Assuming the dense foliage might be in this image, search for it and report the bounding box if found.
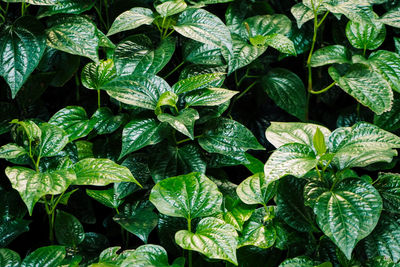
[1,0,400,266]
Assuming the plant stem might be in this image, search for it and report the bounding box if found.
[103,0,110,30]
[176,135,203,145]
[97,89,101,108]
[236,81,258,100]
[309,81,336,94]
[187,218,192,267]
[163,61,184,79]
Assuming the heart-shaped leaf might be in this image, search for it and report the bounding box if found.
[107,8,154,36]
[346,19,385,51]
[81,59,116,90]
[157,109,199,139]
[91,107,126,135]
[310,45,352,67]
[55,210,85,247]
[21,246,66,267]
[236,172,276,206]
[0,249,21,267]
[121,244,184,267]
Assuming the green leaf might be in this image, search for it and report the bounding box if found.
[374,98,400,131]
[55,210,85,247]
[323,1,375,25]
[364,212,400,263]
[21,246,66,267]
[264,143,317,184]
[37,0,95,18]
[279,256,318,267]
[2,0,57,5]
[328,64,393,115]
[238,208,276,249]
[73,158,140,186]
[243,15,292,40]
[199,118,264,155]
[374,173,400,213]
[236,173,276,206]
[379,7,400,28]
[113,203,158,243]
[222,196,254,231]
[150,172,223,219]
[183,40,225,66]
[91,107,126,135]
[120,118,164,159]
[329,122,400,169]
[265,121,331,148]
[155,0,187,17]
[313,128,327,155]
[185,88,238,107]
[0,16,46,98]
[36,123,69,157]
[49,106,95,141]
[172,72,225,95]
[276,176,317,232]
[107,8,154,36]
[5,167,76,215]
[314,178,382,259]
[121,244,183,267]
[310,45,352,67]
[0,144,27,159]
[291,3,314,28]
[173,8,233,61]
[346,19,385,50]
[243,153,265,174]
[262,68,307,121]
[155,91,178,115]
[81,59,116,90]
[101,74,172,110]
[46,14,100,62]
[149,144,206,183]
[86,188,123,209]
[113,35,175,76]
[158,109,199,139]
[175,217,238,265]
[263,33,296,55]
[0,220,30,248]
[367,50,400,93]
[0,249,20,267]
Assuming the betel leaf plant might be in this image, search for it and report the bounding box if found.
[1,0,400,266]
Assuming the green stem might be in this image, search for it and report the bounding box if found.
[164,61,184,79]
[236,81,258,100]
[163,29,175,39]
[103,0,110,29]
[176,135,203,145]
[94,5,108,30]
[309,81,336,94]
[97,89,101,108]
[187,218,192,267]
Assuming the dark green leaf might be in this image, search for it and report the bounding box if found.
[36,123,69,157]
[55,210,85,247]
[172,72,225,95]
[37,0,95,18]
[0,220,30,248]
[0,249,20,267]
[20,246,66,267]
[310,45,351,67]
[91,107,126,135]
[86,188,123,209]
[81,59,116,90]
[367,50,400,93]
[374,173,400,213]
[158,109,199,139]
[346,19,385,50]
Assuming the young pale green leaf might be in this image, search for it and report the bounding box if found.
[113,204,158,243]
[150,172,223,219]
[107,8,154,36]
[86,188,123,209]
[2,0,57,4]
[81,59,116,90]
[155,91,178,115]
[0,249,20,267]
[91,107,126,135]
[12,120,42,144]
[345,19,385,50]
[314,178,382,259]
[199,118,264,155]
[121,245,184,267]
[37,0,94,18]
[101,75,172,110]
[364,212,400,263]
[149,144,206,183]
[238,208,276,249]
[242,15,292,40]
[185,88,238,107]
[367,50,400,93]
[310,45,352,67]
[328,64,393,115]
[20,246,66,267]
[228,34,266,74]
[329,122,400,169]
[55,210,85,247]
[157,109,199,139]
[0,16,46,98]
[175,217,238,265]
[73,158,141,186]
[155,0,187,17]
[265,122,331,148]
[276,177,317,232]
[49,106,95,141]
[173,8,233,61]
[262,68,307,121]
[374,98,400,131]
[0,144,27,159]
[46,14,100,62]
[5,167,76,215]
[113,35,175,76]
[313,128,327,155]
[379,7,400,28]
[222,196,254,231]
[236,172,277,206]
[264,143,317,184]
[374,173,400,213]
[263,34,296,55]
[36,123,69,157]
[291,3,314,28]
[172,72,225,95]
[120,118,165,159]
